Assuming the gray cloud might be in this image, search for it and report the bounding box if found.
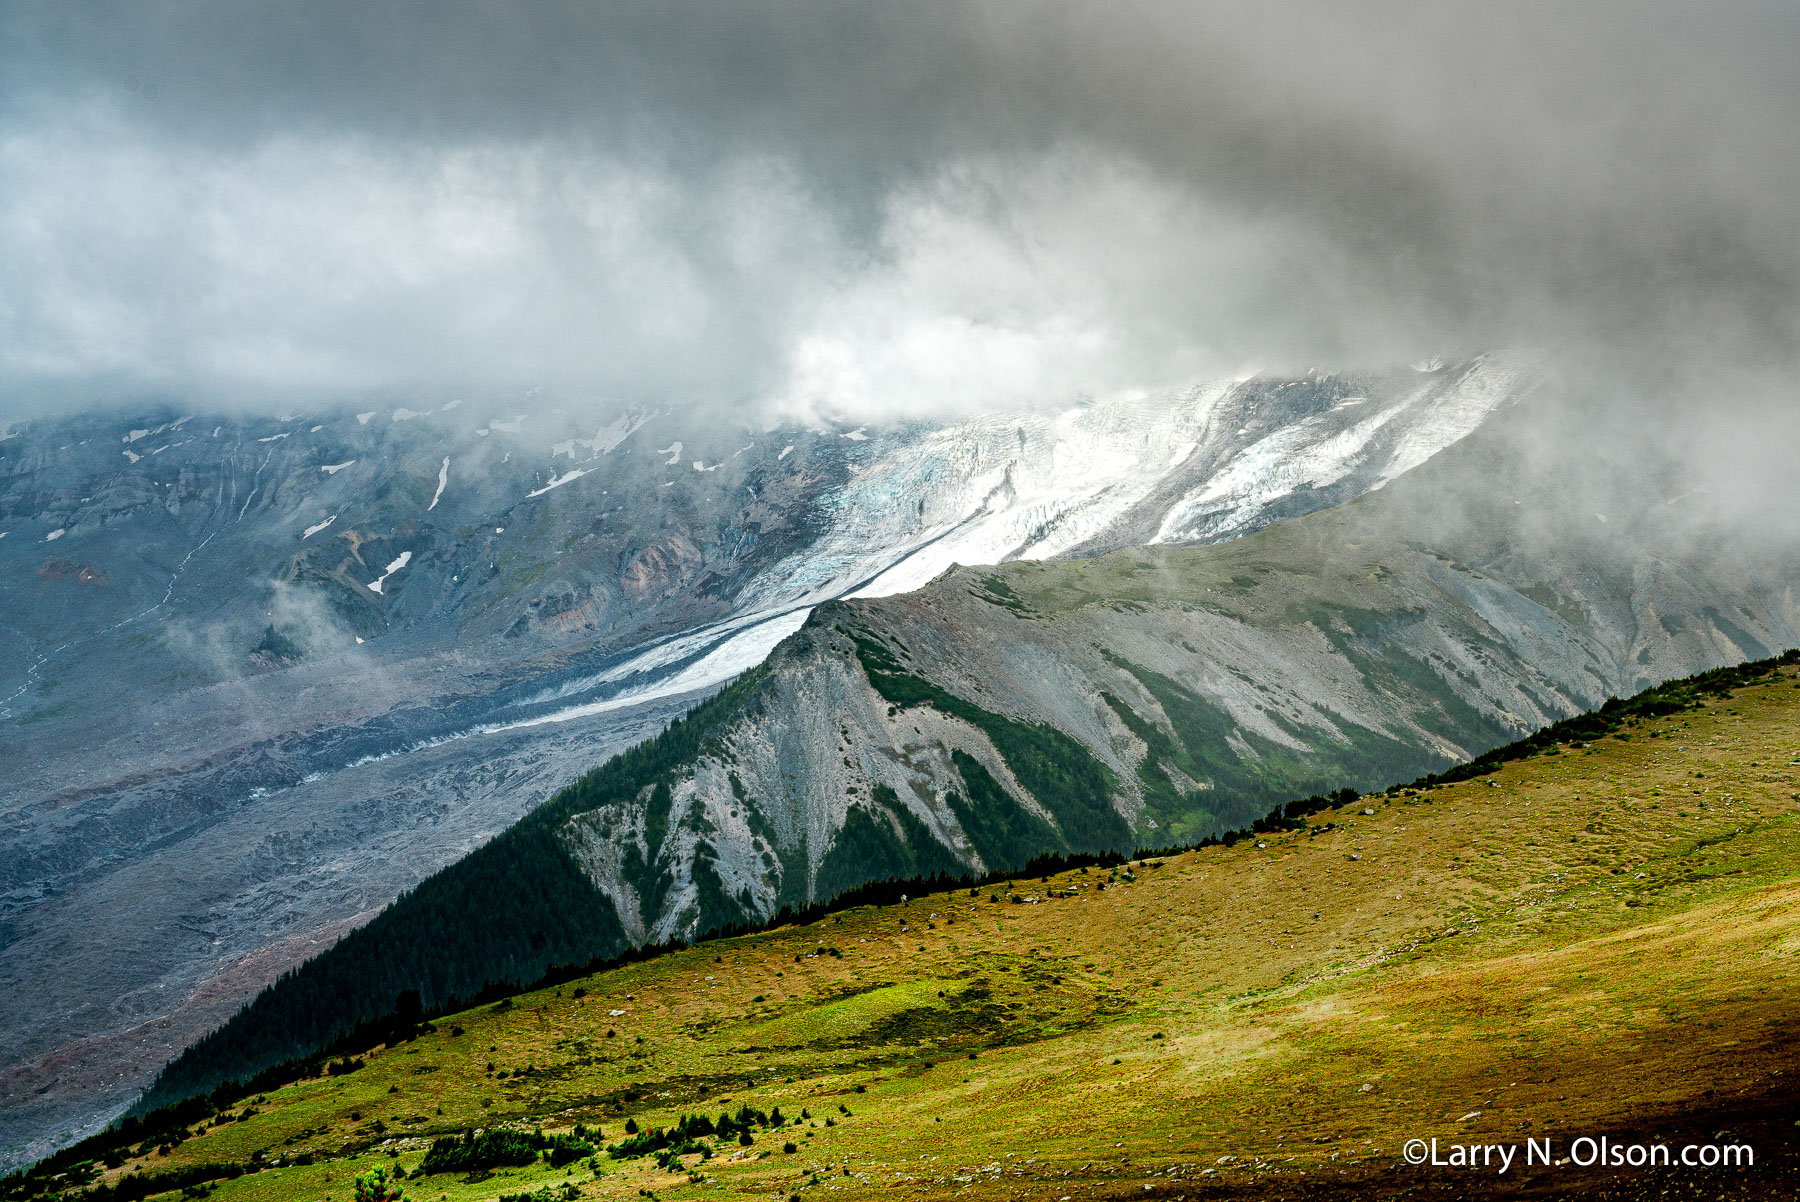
[2,1,1798,421]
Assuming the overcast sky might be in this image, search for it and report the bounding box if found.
[3,1,1798,422]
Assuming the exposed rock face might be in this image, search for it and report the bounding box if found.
[541,420,1800,946]
[621,533,705,600]
[35,560,108,585]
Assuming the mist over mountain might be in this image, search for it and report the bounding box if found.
[3,2,1799,429]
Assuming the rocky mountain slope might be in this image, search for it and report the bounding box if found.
[0,357,1526,1165]
[139,403,1800,1114]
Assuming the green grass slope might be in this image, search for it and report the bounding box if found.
[17,656,1800,1201]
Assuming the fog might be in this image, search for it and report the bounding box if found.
[2,2,1798,430]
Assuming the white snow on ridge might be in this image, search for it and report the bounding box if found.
[368,550,412,594]
[303,515,337,539]
[321,460,356,474]
[1153,352,1527,545]
[1372,352,1529,488]
[45,528,65,542]
[734,383,1238,611]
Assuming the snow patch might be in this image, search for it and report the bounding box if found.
[778,445,794,459]
[656,441,684,465]
[554,410,656,459]
[122,449,141,464]
[528,467,589,497]
[428,457,450,509]
[693,460,719,472]
[356,411,377,425]
[303,515,337,539]
[441,398,463,411]
[842,427,869,441]
[45,528,65,541]
[256,432,290,443]
[489,415,527,433]
[320,460,355,474]
[598,411,654,454]
[391,407,427,422]
[368,550,412,594]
